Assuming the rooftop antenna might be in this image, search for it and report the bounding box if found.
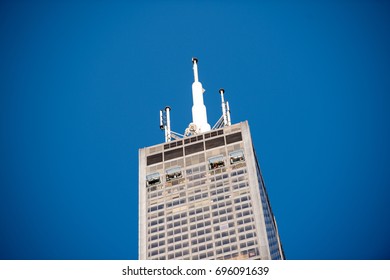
[165,106,171,142]
[220,89,228,126]
[159,58,232,141]
[160,106,184,143]
[189,58,211,134]
[212,88,232,129]
[226,101,231,126]
[159,106,171,142]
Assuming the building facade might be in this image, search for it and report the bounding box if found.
[139,121,285,260]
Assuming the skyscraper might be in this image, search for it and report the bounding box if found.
[138,59,284,260]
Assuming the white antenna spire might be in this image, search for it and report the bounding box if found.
[190,57,211,133]
[193,58,199,82]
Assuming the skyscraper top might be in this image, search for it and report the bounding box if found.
[140,59,285,260]
[159,58,231,143]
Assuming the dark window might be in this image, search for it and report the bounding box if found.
[164,140,182,149]
[185,142,204,155]
[205,136,225,150]
[226,132,242,144]
[164,147,183,161]
[147,153,163,166]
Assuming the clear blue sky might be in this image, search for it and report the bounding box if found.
[1,0,389,259]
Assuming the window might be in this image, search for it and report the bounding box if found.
[164,147,183,160]
[185,142,204,155]
[166,166,182,182]
[226,132,242,144]
[208,155,225,170]
[164,140,183,150]
[146,173,161,186]
[167,198,186,208]
[220,223,229,230]
[205,136,225,150]
[229,150,245,164]
[147,153,163,166]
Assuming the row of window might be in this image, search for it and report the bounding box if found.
[148,196,251,226]
[187,179,207,189]
[210,173,229,182]
[146,131,241,166]
[148,191,250,214]
[146,150,245,187]
[148,238,260,259]
[168,242,189,252]
[149,225,164,235]
[149,233,256,253]
[186,165,206,176]
[149,181,226,204]
[191,235,213,245]
[155,216,254,234]
[167,219,187,229]
[216,244,238,256]
[149,247,260,260]
[168,234,188,244]
[215,236,237,247]
[148,212,248,238]
[148,211,254,235]
[189,213,210,223]
[148,195,252,225]
[148,205,254,232]
[147,168,244,199]
[240,240,257,249]
[192,242,213,253]
[213,215,234,225]
[214,229,235,239]
[149,237,258,259]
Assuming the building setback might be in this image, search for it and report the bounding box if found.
[138,59,284,260]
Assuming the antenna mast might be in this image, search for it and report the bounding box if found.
[212,88,232,130]
[159,58,233,142]
[160,106,184,143]
[159,106,172,142]
[220,89,228,126]
[189,58,211,134]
